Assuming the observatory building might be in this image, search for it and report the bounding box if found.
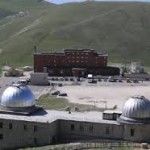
[0,85,150,149]
[0,84,41,115]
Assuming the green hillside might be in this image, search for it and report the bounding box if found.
[0,0,150,67]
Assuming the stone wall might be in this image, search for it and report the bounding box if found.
[0,119,59,150]
[1,117,150,149]
[123,124,150,142]
[59,120,123,142]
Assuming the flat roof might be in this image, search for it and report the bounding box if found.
[0,110,120,125]
[34,53,65,56]
[103,110,122,114]
[34,50,108,56]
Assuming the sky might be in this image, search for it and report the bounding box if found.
[45,0,150,4]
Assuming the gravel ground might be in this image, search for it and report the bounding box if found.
[56,80,150,110]
[1,75,150,111]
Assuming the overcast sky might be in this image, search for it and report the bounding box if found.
[45,0,150,4]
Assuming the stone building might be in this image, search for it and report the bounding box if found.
[0,84,150,149]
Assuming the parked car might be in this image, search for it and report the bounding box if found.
[70,78,74,81]
[17,79,28,85]
[58,83,63,87]
[55,78,58,81]
[60,78,64,81]
[126,79,132,83]
[108,79,117,82]
[117,79,123,83]
[65,78,68,81]
[98,78,102,82]
[88,79,97,84]
[51,91,60,95]
[50,83,56,86]
[103,78,108,82]
[133,80,139,83]
[59,93,67,96]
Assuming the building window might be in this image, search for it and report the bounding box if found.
[34,138,37,145]
[9,123,12,129]
[89,126,93,132]
[0,122,3,128]
[0,134,3,140]
[70,124,75,131]
[24,125,27,131]
[34,125,37,132]
[106,127,110,134]
[130,129,134,137]
[80,124,84,132]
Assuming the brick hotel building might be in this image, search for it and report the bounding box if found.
[34,49,119,76]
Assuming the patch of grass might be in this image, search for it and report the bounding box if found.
[37,94,101,111]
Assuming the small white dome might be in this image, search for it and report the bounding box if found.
[1,84,35,108]
[122,96,150,119]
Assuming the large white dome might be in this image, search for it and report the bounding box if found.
[122,96,150,119]
[1,84,35,108]
[118,96,150,124]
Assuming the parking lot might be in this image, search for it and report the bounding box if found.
[52,77,150,110]
[1,75,150,111]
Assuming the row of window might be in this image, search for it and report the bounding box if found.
[70,124,110,134]
[67,60,89,63]
[71,124,135,137]
[67,56,89,59]
[0,122,38,132]
[66,52,91,55]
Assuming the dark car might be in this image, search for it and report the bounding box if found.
[98,78,102,82]
[88,79,97,84]
[59,93,67,96]
[50,83,56,86]
[58,83,63,87]
[65,78,68,81]
[117,79,123,83]
[70,78,74,81]
[108,79,117,82]
[133,80,139,83]
[60,78,64,81]
[51,91,60,95]
[103,78,108,82]
[126,79,132,83]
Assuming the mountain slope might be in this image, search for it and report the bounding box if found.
[0,1,150,66]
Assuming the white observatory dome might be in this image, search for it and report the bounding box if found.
[1,84,35,108]
[122,96,150,119]
[118,96,150,124]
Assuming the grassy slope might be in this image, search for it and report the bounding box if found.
[0,1,150,66]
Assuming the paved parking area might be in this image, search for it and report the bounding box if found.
[55,78,150,110]
[1,76,150,110]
